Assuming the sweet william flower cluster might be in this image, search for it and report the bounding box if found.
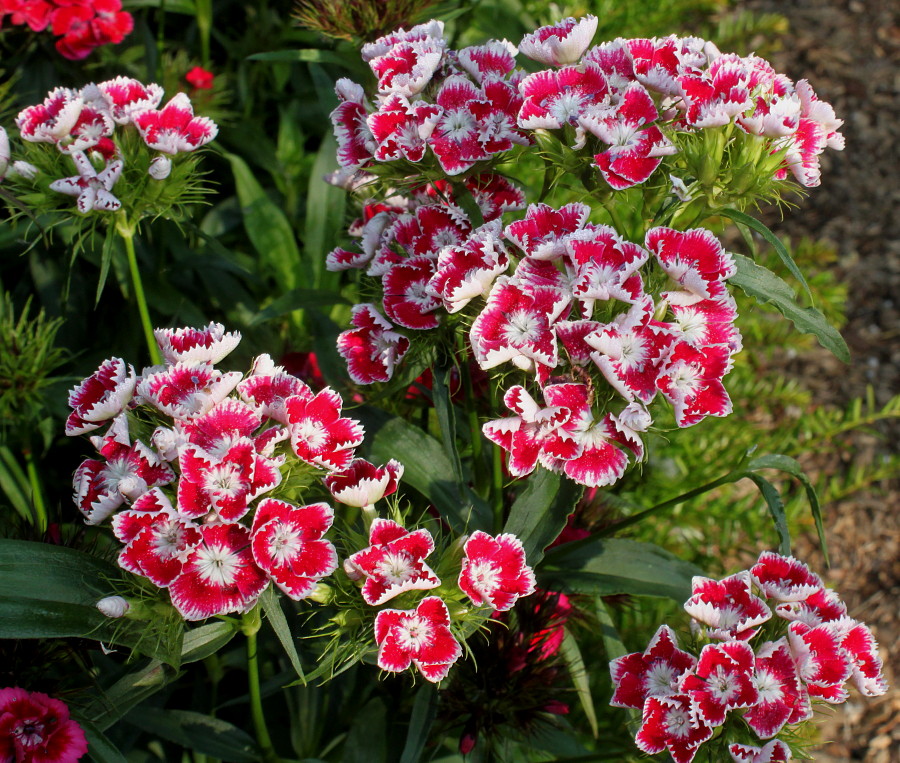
[325,17,844,491]
[67,323,536,683]
[609,552,887,763]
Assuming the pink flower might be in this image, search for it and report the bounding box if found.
[0,687,88,763]
[137,362,242,420]
[132,92,218,154]
[518,16,598,66]
[634,693,712,763]
[185,66,214,90]
[787,621,852,703]
[457,40,518,83]
[336,304,410,384]
[381,256,441,330]
[285,388,364,471]
[237,354,313,425]
[16,86,113,151]
[168,522,269,620]
[367,93,440,163]
[609,624,697,709]
[427,76,490,175]
[374,596,463,683]
[729,741,793,763]
[345,518,440,606]
[683,571,772,640]
[645,227,736,303]
[250,499,338,600]
[330,79,375,169]
[505,202,591,262]
[458,531,535,611]
[369,38,444,97]
[625,36,708,97]
[518,63,610,131]
[655,342,734,427]
[679,641,759,727]
[96,76,163,124]
[154,322,241,366]
[323,458,403,509]
[65,356,136,436]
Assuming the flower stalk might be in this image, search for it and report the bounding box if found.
[242,607,279,763]
[116,213,162,367]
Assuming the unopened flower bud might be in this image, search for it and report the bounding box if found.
[96,595,130,618]
[307,582,334,604]
[12,161,38,180]
[149,155,172,180]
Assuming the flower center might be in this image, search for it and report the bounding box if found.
[664,706,691,738]
[397,615,432,652]
[645,661,679,695]
[195,543,239,586]
[503,309,542,345]
[376,550,416,585]
[267,522,303,564]
[295,418,328,450]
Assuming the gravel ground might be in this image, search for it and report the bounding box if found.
[737,1,899,760]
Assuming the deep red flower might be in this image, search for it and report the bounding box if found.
[0,687,88,763]
[186,66,214,90]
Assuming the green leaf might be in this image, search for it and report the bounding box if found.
[250,288,349,326]
[400,685,438,763]
[431,363,465,488]
[0,446,33,522]
[342,699,387,763]
[559,629,598,738]
[357,407,490,531]
[541,538,701,602]
[260,586,306,682]
[223,151,304,290]
[76,719,127,763]
[125,708,262,762]
[304,132,346,290]
[594,598,627,662]
[247,49,361,72]
[731,253,850,363]
[720,208,813,302]
[744,473,792,557]
[504,469,583,565]
[84,660,176,732]
[181,620,239,664]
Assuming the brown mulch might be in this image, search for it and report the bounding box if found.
[735,1,900,760]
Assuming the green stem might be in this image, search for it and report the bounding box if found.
[23,448,47,533]
[458,333,486,496]
[116,214,162,366]
[243,610,279,762]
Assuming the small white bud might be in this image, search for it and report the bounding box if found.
[148,155,171,180]
[12,161,38,180]
[97,595,130,618]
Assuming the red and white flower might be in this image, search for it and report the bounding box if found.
[751,551,823,603]
[169,522,269,620]
[774,586,847,627]
[154,322,241,366]
[610,624,697,709]
[458,39,518,83]
[96,76,163,124]
[744,638,811,738]
[518,63,611,131]
[518,16,598,66]
[656,342,734,427]
[625,36,708,97]
[684,571,772,640]
[330,79,375,169]
[179,399,264,456]
[66,356,136,435]
[16,86,113,152]
[49,150,122,213]
[677,54,753,128]
[646,227,736,303]
[634,693,713,763]
[504,202,591,261]
[369,38,445,97]
[367,93,440,163]
[828,617,888,697]
[679,640,758,727]
[133,92,218,154]
[237,354,313,425]
[427,221,510,313]
[250,498,337,600]
[336,304,410,384]
[458,531,535,611]
[323,458,403,509]
[729,741,793,763]
[285,387,364,471]
[666,292,742,353]
[482,385,578,478]
[137,362,242,420]
[345,518,440,605]
[787,621,852,703]
[374,596,463,683]
[382,256,441,330]
[427,76,490,175]
[112,488,203,587]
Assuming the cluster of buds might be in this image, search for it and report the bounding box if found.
[609,552,888,763]
[6,77,216,215]
[68,323,536,683]
[0,0,132,60]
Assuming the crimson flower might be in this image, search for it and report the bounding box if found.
[609,625,696,709]
[0,688,88,763]
[458,531,535,611]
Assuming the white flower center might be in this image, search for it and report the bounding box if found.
[267,522,303,564]
[669,361,703,395]
[664,706,692,738]
[644,661,679,695]
[195,543,239,586]
[707,666,739,703]
[467,560,500,593]
[550,92,585,123]
[295,418,328,450]
[503,309,542,345]
[376,551,416,585]
[675,308,708,344]
[754,668,784,704]
[441,110,475,140]
[618,330,648,369]
[397,615,432,652]
[204,463,244,495]
[154,519,187,558]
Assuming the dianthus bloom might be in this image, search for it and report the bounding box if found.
[0,687,88,763]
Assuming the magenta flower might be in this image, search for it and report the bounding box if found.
[634,693,712,763]
[95,76,163,124]
[426,76,490,175]
[330,79,375,169]
[374,596,463,683]
[367,93,440,163]
[238,354,313,425]
[323,458,403,509]
[0,688,88,763]
[369,38,444,97]
[345,518,440,606]
[285,388,364,471]
[750,551,823,603]
[154,322,241,366]
[250,498,338,600]
[132,92,218,154]
[137,362,242,420]
[744,638,811,739]
[458,531,535,611]
[518,63,610,131]
[457,40,518,83]
[16,86,113,152]
[504,202,591,261]
[381,256,441,330]
[609,625,697,709]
